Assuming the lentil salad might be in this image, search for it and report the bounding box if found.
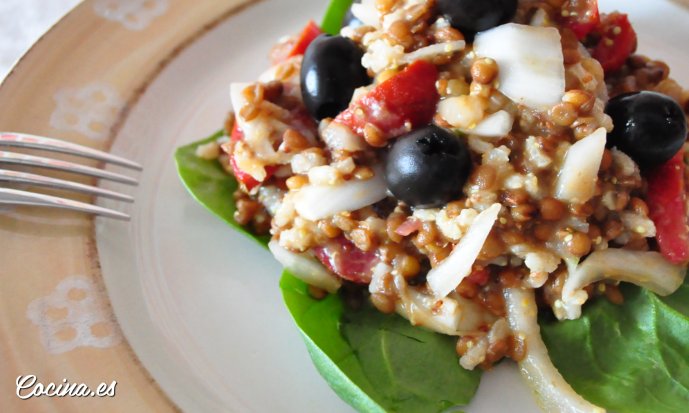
[181,0,689,411]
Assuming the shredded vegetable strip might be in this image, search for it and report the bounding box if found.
[504,287,606,413]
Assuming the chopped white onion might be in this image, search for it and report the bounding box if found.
[370,265,493,335]
[400,40,466,64]
[427,203,502,298]
[560,249,686,320]
[268,240,341,293]
[293,169,388,221]
[351,0,380,28]
[230,82,281,167]
[438,95,485,129]
[504,287,606,413]
[474,23,565,110]
[257,186,284,216]
[322,121,367,152]
[530,8,552,27]
[460,318,510,370]
[230,82,251,125]
[396,284,494,336]
[555,127,607,204]
[461,110,514,138]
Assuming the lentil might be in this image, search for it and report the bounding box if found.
[471,58,499,85]
[363,123,387,147]
[387,20,414,50]
[549,102,578,127]
[394,254,421,278]
[533,223,555,242]
[371,292,396,314]
[539,197,566,221]
[629,197,649,216]
[562,89,594,112]
[285,175,309,190]
[604,284,625,305]
[511,204,536,223]
[566,231,592,257]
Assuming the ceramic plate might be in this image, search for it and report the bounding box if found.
[2,0,689,411]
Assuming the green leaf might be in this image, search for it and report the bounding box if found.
[321,0,354,35]
[341,302,482,412]
[281,270,481,413]
[176,136,482,412]
[540,279,689,413]
[174,131,269,248]
[280,271,386,413]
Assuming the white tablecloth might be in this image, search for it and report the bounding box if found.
[0,0,81,80]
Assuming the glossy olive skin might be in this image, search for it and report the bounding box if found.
[385,125,471,208]
[437,0,518,38]
[300,35,369,120]
[606,91,687,168]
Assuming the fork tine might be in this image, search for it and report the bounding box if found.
[0,169,134,202]
[0,188,130,220]
[0,151,138,185]
[0,132,142,170]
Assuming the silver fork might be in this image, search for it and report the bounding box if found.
[0,132,141,221]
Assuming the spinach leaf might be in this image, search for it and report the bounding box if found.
[321,0,354,35]
[280,271,481,413]
[341,302,482,412]
[540,279,689,413]
[174,131,269,248]
[280,272,386,413]
[175,135,482,412]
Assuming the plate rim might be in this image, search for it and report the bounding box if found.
[0,1,260,411]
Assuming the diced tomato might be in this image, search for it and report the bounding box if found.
[592,12,637,73]
[558,0,600,40]
[646,152,689,264]
[227,123,275,191]
[466,267,490,286]
[334,60,439,140]
[270,20,323,65]
[313,236,378,284]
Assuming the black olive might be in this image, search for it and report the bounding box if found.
[300,35,370,120]
[605,91,687,168]
[342,0,363,28]
[437,0,518,39]
[385,125,471,208]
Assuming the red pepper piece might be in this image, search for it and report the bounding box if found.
[227,123,275,191]
[334,60,439,139]
[313,236,378,284]
[287,20,323,58]
[271,20,323,64]
[558,0,600,40]
[647,152,689,264]
[592,12,637,73]
[466,266,490,286]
